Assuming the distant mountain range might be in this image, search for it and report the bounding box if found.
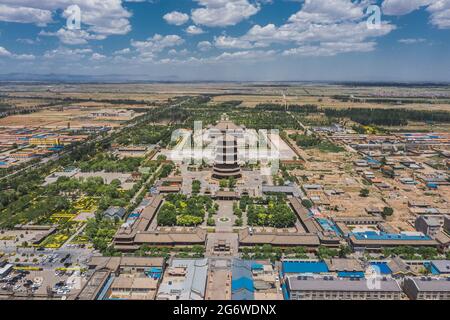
[0,73,181,83]
[0,73,449,86]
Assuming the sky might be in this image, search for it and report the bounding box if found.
[0,0,449,82]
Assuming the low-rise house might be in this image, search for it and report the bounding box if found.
[399,177,417,185]
[109,275,158,300]
[429,260,450,276]
[324,258,365,278]
[444,216,450,234]
[238,228,320,248]
[354,160,369,167]
[104,206,126,220]
[410,207,440,215]
[418,174,450,187]
[387,257,417,278]
[408,201,431,208]
[415,216,444,238]
[435,232,450,253]
[365,206,383,216]
[157,258,208,300]
[262,184,301,197]
[303,184,322,191]
[76,256,164,301]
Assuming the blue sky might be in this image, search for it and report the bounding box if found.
[0,0,449,81]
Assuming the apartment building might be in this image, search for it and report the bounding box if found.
[403,277,450,300]
[286,276,403,300]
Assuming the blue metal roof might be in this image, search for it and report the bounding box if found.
[353,231,431,241]
[232,277,254,292]
[281,283,289,300]
[251,263,264,271]
[96,275,114,300]
[282,261,329,274]
[317,218,342,236]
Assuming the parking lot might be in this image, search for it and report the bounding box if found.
[0,267,88,298]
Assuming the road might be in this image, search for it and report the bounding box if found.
[287,111,308,133]
[0,155,57,182]
[129,162,163,207]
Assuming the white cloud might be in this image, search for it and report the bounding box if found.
[0,4,52,26]
[398,38,427,44]
[161,1,396,64]
[212,49,277,62]
[168,49,189,56]
[0,47,13,57]
[163,11,189,25]
[382,0,450,29]
[283,41,376,57]
[0,46,35,60]
[40,28,106,45]
[0,1,132,41]
[131,34,184,60]
[288,0,365,24]
[214,35,254,49]
[15,54,36,60]
[382,0,432,16]
[427,0,450,29]
[113,48,131,55]
[160,49,277,66]
[91,53,106,60]
[185,25,205,35]
[197,41,212,51]
[215,0,395,57]
[43,47,93,60]
[192,0,260,27]
[16,38,38,45]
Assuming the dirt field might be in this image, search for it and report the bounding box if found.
[2,83,449,112]
[211,94,450,111]
[0,109,126,128]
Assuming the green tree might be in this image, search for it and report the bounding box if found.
[219,179,228,189]
[176,215,203,226]
[359,188,370,197]
[317,246,338,260]
[157,203,177,226]
[382,207,394,218]
[192,180,201,194]
[338,245,352,258]
[301,199,313,209]
[228,177,236,189]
